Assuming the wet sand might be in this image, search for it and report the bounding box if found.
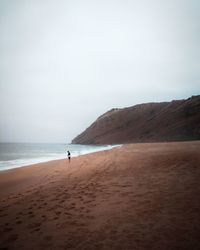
[0,141,200,250]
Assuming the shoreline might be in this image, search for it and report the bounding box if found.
[1,141,200,249]
[0,139,197,173]
[0,144,119,172]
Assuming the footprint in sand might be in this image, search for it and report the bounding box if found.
[28,222,41,229]
[43,235,53,241]
[16,220,22,225]
[55,211,61,216]
[59,199,65,204]
[64,212,72,216]
[7,234,18,241]
[28,211,35,218]
[86,215,94,219]
[3,227,13,232]
[0,213,7,217]
[83,200,93,204]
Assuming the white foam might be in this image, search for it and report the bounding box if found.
[0,144,120,171]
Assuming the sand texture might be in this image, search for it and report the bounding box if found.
[0,141,200,250]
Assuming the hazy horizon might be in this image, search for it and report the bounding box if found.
[0,0,199,143]
[0,94,199,144]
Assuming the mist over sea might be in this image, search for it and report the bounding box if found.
[0,143,115,171]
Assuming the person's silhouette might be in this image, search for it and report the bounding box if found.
[67,150,71,163]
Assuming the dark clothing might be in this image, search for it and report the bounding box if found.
[67,151,71,162]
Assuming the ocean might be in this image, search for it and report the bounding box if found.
[0,143,116,171]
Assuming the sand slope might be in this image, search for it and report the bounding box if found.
[0,141,200,249]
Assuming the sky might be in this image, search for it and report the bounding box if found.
[0,0,199,143]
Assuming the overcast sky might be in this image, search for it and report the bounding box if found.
[0,0,199,143]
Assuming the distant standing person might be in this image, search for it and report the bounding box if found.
[67,150,71,163]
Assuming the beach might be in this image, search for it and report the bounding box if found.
[0,141,200,250]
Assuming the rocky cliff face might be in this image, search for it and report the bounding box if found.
[72,96,200,144]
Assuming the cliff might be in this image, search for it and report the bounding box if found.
[72,95,200,144]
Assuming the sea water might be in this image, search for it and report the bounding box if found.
[0,143,116,171]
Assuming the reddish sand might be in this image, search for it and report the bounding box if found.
[0,141,200,250]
